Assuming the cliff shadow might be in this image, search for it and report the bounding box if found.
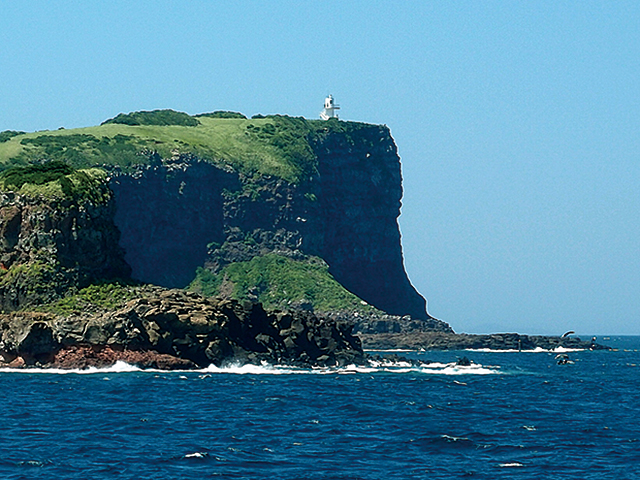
[110,160,239,288]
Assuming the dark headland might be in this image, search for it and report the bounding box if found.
[0,110,607,369]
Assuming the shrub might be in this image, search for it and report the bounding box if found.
[101,109,200,127]
[0,130,26,143]
[195,111,247,119]
[0,161,74,189]
[12,133,143,169]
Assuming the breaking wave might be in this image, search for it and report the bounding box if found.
[0,360,143,375]
[0,359,503,376]
[197,359,501,376]
[465,346,585,353]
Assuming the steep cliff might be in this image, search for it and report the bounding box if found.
[0,166,130,310]
[109,155,238,288]
[0,112,439,325]
[110,134,430,320]
[310,122,428,319]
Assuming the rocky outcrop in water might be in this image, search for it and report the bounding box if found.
[359,331,609,351]
[0,286,365,369]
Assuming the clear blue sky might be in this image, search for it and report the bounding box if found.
[2,1,639,335]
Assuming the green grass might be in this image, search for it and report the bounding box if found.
[0,111,380,183]
[189,253,378,314]
[0,261,53,285]
[35,282,139,315]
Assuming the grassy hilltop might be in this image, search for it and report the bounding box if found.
[0,109,370,184]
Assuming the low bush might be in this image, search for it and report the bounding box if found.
[101,109,200,127]
[0,161,74,189]
[0,130,25,143]
[195,111,246,119]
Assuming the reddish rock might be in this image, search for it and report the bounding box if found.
[51,345,196,370]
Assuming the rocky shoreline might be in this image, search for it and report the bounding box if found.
[358,331,608,352]
[0,286,365,370]
[0,285,609,371]
[349,311,609,352]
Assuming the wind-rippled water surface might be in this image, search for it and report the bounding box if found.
[1,336,639,479]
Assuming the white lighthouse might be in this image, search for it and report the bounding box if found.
[320,94,340,120]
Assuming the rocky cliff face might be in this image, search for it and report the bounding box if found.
[108,124,432,321]
[310,124,428,319]
[0,188,130,310]
[109,155,238,288]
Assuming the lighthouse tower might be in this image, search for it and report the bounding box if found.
[320,94,340,120]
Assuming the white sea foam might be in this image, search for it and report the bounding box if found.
[202,362,307,375]
[0,360,144,375]
[364,349,415,353]
[420,363,500,375]
[466,348,527,353]
[552,346,585,353]
[0,359,503,376]
[184,452,208,459]
[201,360,502,376]
[441,434,470,442]
[499,462,524,467]
[466,346,585,353]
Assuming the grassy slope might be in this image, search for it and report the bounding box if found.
[35,282,139,316]
[0,116,336,184]
[190,254,378,315]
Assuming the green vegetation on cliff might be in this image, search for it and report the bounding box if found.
[0,261,56,294]
[195,111,247,119]
[36,282,138,315]
[0,160,74,189]
[0,162,110,203]
[189,253,378,314]
[0,111,380,184]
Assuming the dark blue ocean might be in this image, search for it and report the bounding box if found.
[1,336,639,479]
